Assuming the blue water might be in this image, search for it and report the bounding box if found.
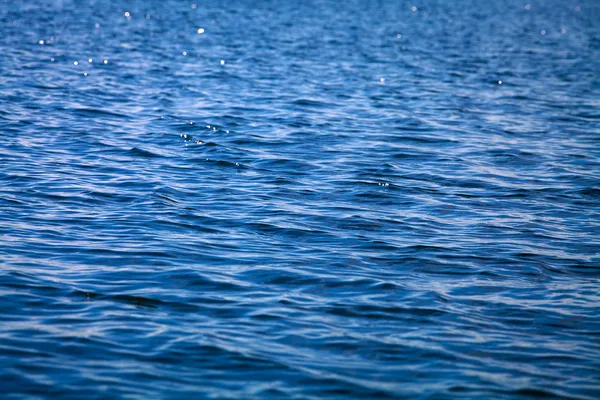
[1,0,599,398]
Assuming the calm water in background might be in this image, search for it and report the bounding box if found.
[1,0,599,398]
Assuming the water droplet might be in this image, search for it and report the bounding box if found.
[197,28,205,34]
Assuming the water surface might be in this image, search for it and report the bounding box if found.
[1,0,599,398]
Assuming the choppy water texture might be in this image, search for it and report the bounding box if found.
[1,0,600,398]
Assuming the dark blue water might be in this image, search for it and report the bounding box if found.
[1,0,600,398]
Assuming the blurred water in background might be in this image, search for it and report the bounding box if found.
[1,0,599,398]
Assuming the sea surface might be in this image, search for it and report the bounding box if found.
[1,0,599,398]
